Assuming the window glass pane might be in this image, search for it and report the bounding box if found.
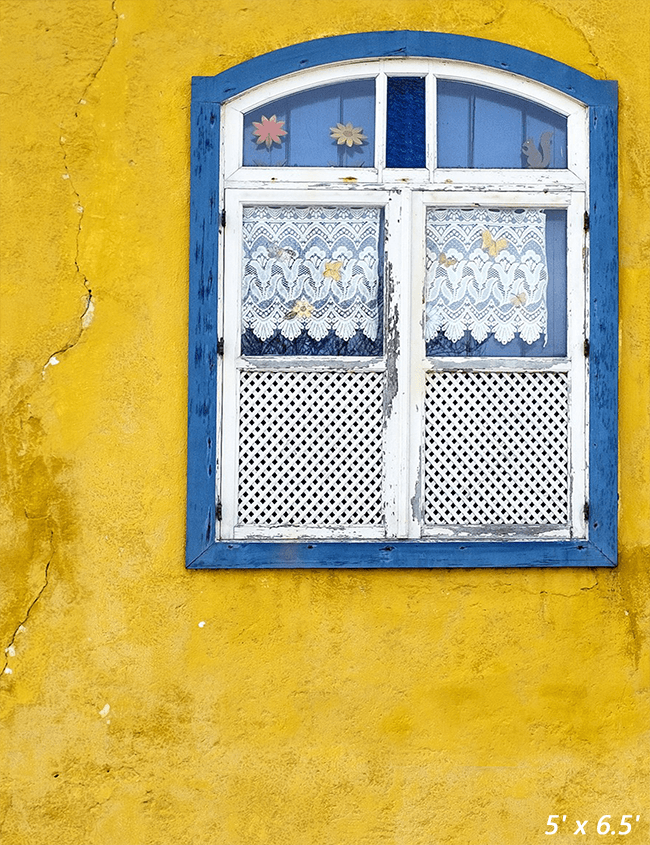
[437,81,567,168]
[241,206,384,356]
[425,207,567,357]
[386,77,426,168]
[243,80,375,167]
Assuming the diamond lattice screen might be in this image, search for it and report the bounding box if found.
[237,370,384,526]
[424,370,569,525]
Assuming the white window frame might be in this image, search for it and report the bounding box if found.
[217,59,589,542]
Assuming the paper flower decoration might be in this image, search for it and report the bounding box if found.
[253,115,287,149]
[330,122,367,147]
[323,260,343,281]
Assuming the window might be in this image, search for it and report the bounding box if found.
[187,32,618,569]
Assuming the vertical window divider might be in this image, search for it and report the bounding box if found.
[427,72,437,179]
[408,190,428,538]
[375,68,387,179]
[567,190,589,537]
[468,91,476,168]
[382,189,414,538]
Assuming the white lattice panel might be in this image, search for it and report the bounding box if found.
[237,370,384,526]
[424,371,569,525]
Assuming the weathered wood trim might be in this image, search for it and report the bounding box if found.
[188,540,615,569]
[186,101,220,563]
[586,103,618,564]
[192,31,617,108]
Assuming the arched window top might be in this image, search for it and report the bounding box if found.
[213,51,598,183]
[232,59,577,171]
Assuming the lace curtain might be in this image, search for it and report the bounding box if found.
[425,207,549,345]
[241,206,381,342]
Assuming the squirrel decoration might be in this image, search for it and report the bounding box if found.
[522,130,553,168]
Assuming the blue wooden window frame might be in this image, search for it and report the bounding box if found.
[187,31,618,569]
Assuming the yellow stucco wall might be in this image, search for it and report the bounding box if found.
[1,1,648,843]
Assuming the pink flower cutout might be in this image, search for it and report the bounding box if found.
[252,115,287,149]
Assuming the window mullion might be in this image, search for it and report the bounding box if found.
[427,72,437,177]
[407,191,428,537]
[375,69,387,177]
[382,189,415,538]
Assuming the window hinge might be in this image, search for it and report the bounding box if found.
[583,501,590,523]
[216,502,223,521]
[583,211,590,232]
[217,338,224,356]
[584,338,590,357]
[220,209,226,229]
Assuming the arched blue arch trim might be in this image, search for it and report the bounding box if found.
[192,31,617,106]
[187,32,618,569]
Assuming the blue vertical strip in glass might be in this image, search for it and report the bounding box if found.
[386,77,426,168]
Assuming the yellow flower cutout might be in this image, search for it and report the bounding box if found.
[330,122,367,147]
[252,114,287,149]
[287,298,314,319]
[323,260,343,281]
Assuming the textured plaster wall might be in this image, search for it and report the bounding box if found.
[0,1,648,843]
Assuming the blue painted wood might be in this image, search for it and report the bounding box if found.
[186,100,220,564]
[188,540,615,569]
[193,32,617,109]
[187,32,618,569]
[587,104,618,564]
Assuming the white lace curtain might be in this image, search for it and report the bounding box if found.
[241,206,381,341]
[425,207,549,345]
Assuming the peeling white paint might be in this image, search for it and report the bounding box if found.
[43,356,60,375]
[82,299,95,329]
[5,645,16,657]
[99,703,110,718]
[4,667,13,675]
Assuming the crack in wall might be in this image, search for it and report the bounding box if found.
[482,5,507,27]
[44,0,120,377]
[447,575,600,597]
[5,3,121,682]
[531,0,603,73]
[2,534,53,678]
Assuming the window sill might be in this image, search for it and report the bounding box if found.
[187,539,616,569]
